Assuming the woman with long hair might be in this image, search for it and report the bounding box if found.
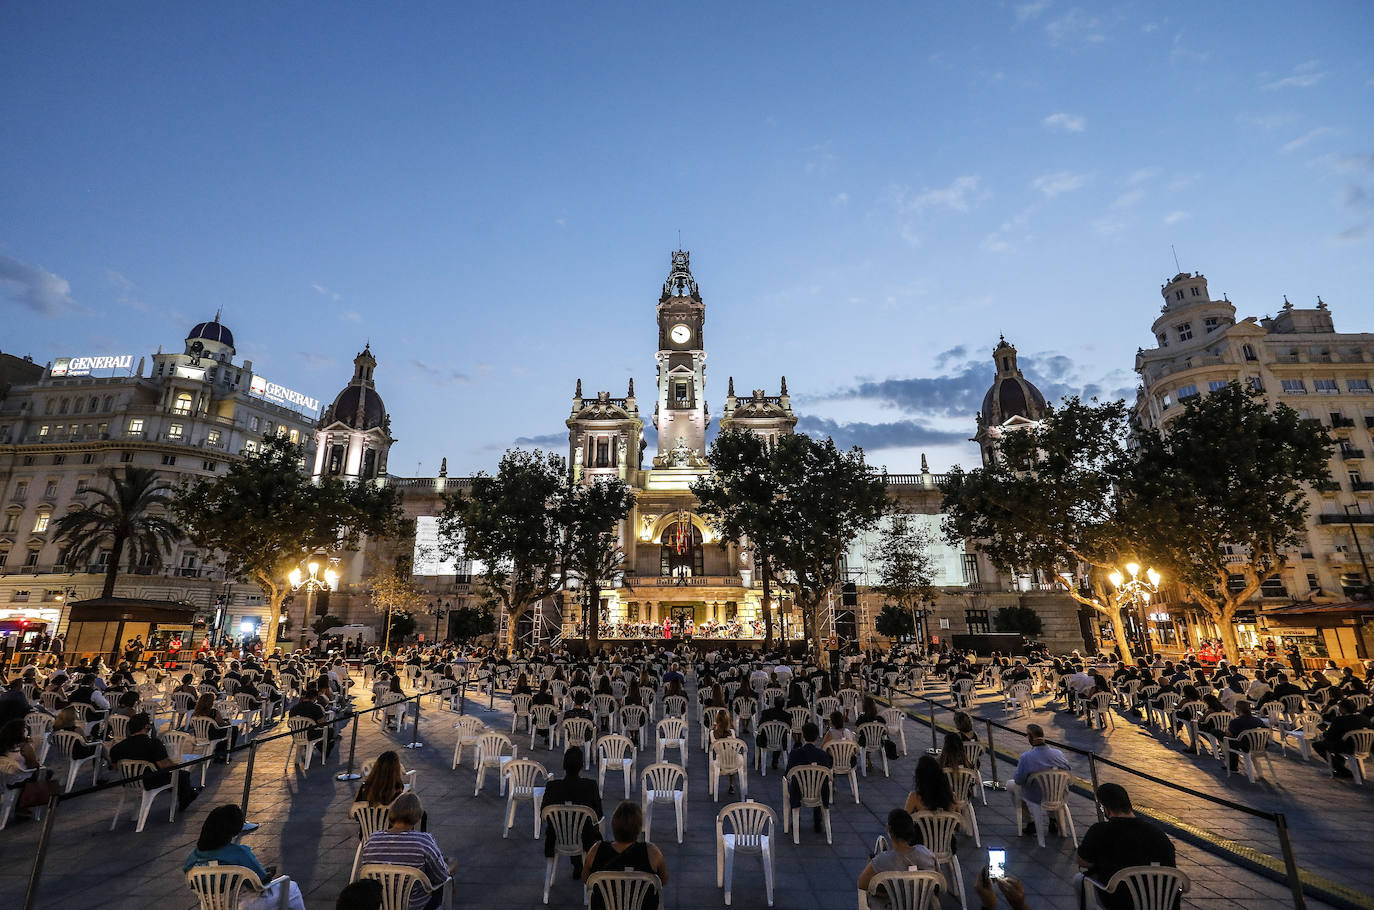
[904,754,961,815]
[192,692,234,761]
[938,731,974,770]
[184,804,306,910]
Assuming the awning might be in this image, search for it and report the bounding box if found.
[1261,601,1374,617]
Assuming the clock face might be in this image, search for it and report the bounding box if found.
[670,324,691,345]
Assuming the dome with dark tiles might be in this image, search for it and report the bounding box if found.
[186,317,235,350]
[322,344,389,431]
[979,336,1046,425]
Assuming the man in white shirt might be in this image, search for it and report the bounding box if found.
[1010,724,1072,836]
[1065,667,1094,712]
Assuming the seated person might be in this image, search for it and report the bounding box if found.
[335,880,383,910]
[542,746,603,877]
[51,706,100,759]
[786,721,834,832]
[108,712,200,811]
[1224,701,1268,772]
[1010,724,1070,837]
[1076,783,1175,910]
[358,792,454,910]
[191,693,235,762]
[288,687,337,754]
[904,754,962,815]
[185,804,306,910]
[581,801,668,910]
[822,711,857,748]
[858,809,936,907]
[1313,698,1372,779]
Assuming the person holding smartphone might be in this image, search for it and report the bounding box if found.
[974,864,1030,910]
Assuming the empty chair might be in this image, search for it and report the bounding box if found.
[880,707,908,756]
[163,729,209,788]
[787,707,811,741]
[1279,711,1321,760]
[1015,768,1078,848]
[815,697,841,726]
[1082,864,1191,910]
[474,732,518,796]
[501,758,548,839]
[359,863,454,910]
[561,717,596,752]
[655,717,688,768]
[824,740,861,804]
[540,803,600,904]
[586,871,662,910]
[944,766,982,847]
[913,810,967,910]
[782,764,834,844]
[597,734,637,799]
[1087,692,1115,730]
[1004,683,1033,717]
[186,863,295,910]
[709,737,749,802]
[755,721,789,776]
[349,804,391,881]
[452,716,486,768]
[861,870,946,910]
[640,761,687,845]
[952,679,975,708]
[716,800,776,907]
[110,759,176,832]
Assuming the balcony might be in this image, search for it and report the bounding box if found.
[1340,448,1365,460]
[1353,481,1374,492]
[1318,513,1374,525]
[1314,480,1341,492]
[1366,416,1374,429]
[625,575,745,588]
[1332,417,1356,428]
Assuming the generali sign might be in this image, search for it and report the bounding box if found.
[51,354,134,376]
[249,375,320,413]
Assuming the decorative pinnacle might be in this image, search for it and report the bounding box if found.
[627,377,635,397]
[727,376,735,396]
[779,375,788,396]
[575,378,582,398]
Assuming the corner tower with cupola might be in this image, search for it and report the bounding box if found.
[653,251,709,465]
[312,344,394,483]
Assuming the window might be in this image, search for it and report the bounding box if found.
[674,382,689,406]
[1177,384,1199,400]
[244,440,257,453]
[1191,287,1201,297]
[1174,290,1184,301]
[288,429,299,444]
[249,417,260,431]
[161,454,177,466]
[83,453,95,464]
[58,398,68,414]
[1176,323,1193,341]
[1157,334,1169,348]
[76,477,89,493]
[595,437,610,467]
[207,429,221,446]
[52,454,64,465]
[202,460,216,472]
[22,456,34,466]
[33,512,50,533]
[102,396,113,411]
[1281,379,1307,395]
[38,425,49,437]
[1314,379,1340,394]
[120,452,134,463]
[72,398,83,415]
[128,418,144,434]
[88,396,98,412]
[2,513,17,533]
[1349,379,1372,394]
[14,481,28,499]
[1242,344,1257,361]
[11,590,29,602]
[1307,572,1320,591]
[43,481,57,498]
[173,393,192,416]
[965,609,990,634]
[1204,316,1218,332]
[1208,380,1229,392]
[1161,394,1173,410]
[1248,376,1265,392]
[168,422,184,439]
[23,549,39,568]
[961,554,980,586]
[44,400,55,415]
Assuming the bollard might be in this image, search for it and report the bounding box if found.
[928,701,938,752]
[405,694,424,749]
[489,673,496,711]
[459,678,468,716]
[1089,753,1104,822]
[982,717,1004,791]
[239,739,260,833]
[337,712,362,781]
[22,791,61,910]
[1275,813,1307,910]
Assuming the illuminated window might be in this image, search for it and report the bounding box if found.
[168,422,184,439]
[128,418,144,434]
[288,429,299,443]
[38,425,49,437]
[33,512,50,533]
[207,429,221,445]
[173,393,192,416]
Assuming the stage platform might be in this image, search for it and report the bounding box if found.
[560,636,809,657]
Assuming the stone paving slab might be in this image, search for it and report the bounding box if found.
[0,673,1347,910]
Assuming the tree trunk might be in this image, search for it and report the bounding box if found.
[760,559,775,650]
[103,533,126,599]
[1216,602,1242,664]
[264,589,286,655]
[586,582,601,654]
[1109,602,1135,664]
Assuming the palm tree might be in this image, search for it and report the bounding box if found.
[54,466,187,599]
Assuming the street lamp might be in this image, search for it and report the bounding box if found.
[429,599,452,644]
[1108,562,1162,657]
[288,554,338,649]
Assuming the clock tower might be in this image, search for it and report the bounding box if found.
[653,250,709,463]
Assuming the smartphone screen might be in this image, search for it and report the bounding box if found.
[988,848,1007,879]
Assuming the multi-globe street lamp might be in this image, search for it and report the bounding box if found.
[1109,562,1161,657]
[288,553,338,648]
[429,599,452,644]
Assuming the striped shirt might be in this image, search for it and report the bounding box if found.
[359,830,447,910]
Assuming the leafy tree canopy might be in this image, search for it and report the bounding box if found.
[874,604,915,640]
[560,476,635,651]
[993,605,1044,637]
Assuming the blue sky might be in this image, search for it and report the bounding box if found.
[2,2,1372,475]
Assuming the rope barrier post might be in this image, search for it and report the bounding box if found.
[405,693,424,750]
[928,700,938,752]
[981,717,1004,791]
[22,791,61,910]
[1275,813,1307,910]
[459,676,467,716]
[1089,753,1104,823]
[336,711,362,781]
[239,739,260,834]
[489,672,496,711]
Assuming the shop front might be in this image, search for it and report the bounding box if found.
[64,597,204,665]
[1260,602,1373,669]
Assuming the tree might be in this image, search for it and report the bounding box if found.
[439,449,569,651]
[872,513,938,648]
[561,476,635,653]
[367,564,428,651]
[1128,382,1332,662]
[993,605,1044,637]
[54,465,187,599]
[388,610,417,644]
[449,605,497,643]
[311,614,345,637]
[173,434,403,650]
[769,434,891,658]
[692,429,789,648]
[874,605,915,640]
[941,398,1142,663]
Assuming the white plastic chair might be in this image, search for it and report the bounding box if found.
[913,810,967,910]
[860,869,946,910]
[1279,711,1321,760]
[164,729,209,787]
[48,729,100,792]
[655,717,688,769]
[284,717,325,771]
[530,704,559,749]
[349,804,390,881]
[717,800,776,907]
[110,759,176,832]
[782,764,834,844]
[825,740,861,803]
[359,862,454,910]
[709,737,749,802]
[620,704,648,749]
[474,732,518,796]
[0,758,38,831]
[881,707,908,756]
[1087,692,1115,730]
[755,721,789,776]
[186,862,293,910]
[1082,863,1190,910]
[662,694,687,717]
[701,706,728,750]
[501,758,548,839]
[511,694,534,733]
[586,871,662,910]
[1226,728,1277,783]
[1340,729,1374,785]
[858,722,889,777]
[640,761,687,844]
[540,803,600,904]
[1015,768,1078,848]
[451,716,485,769]
[561,717,596,752]
[944,766,982,847]
[597,734,637,798]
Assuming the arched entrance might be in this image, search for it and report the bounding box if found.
[660,517,704,578]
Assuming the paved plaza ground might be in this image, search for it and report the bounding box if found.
[1,669,1369,910]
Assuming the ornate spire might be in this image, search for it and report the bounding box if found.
[627,377,634,398]
[779,375,788,396]
[727,376,735,396]
[920,453,929,473]
[660,249,700,301]
[575,378,582,398]
[439,457,447,477]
